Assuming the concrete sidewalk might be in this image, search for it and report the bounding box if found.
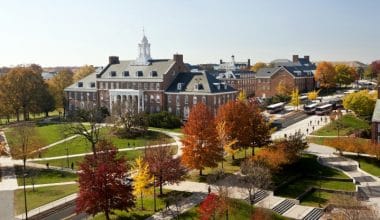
[19,181,77,189]
[15,193,78,220]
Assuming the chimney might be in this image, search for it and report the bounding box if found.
[220,59,223,64]
[247,59,251,68]
[292,55,299,63]
[173,54,183,64]
[304,55,310,63]
[109,56,120,65]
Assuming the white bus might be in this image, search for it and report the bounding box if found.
[315,103,333,115]
[266,102,285,114]
[299,96,308,104]
[303,103,318,114]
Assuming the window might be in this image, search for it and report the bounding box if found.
[90,82,96,88]
[194,83,204,91]
[78,82,83,87]
[168,95,172,103]
[123,71,129,77]
[156,95,160,103]
[202,96,206,103]
[177,83,182,91]
[156,83,160,90]
[136,71,143,77]
[185,95,188,104]
[176,95,180,105]
[193,96,197,105]
[150,95,154,103]
[110,71,116,77]
[168,107,172,113]
[150,71,158,77]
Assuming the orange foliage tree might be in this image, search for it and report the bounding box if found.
[315,61,336,88]
[181,103,223,176]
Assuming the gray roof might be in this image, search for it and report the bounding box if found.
[372,99,380,122]
[166,72,237,94]
[256,66,314,78]
[64,70,98,92]
[256,67,281,78]
[98,59,175,80]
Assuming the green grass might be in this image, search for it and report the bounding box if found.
[312,114,370,136]
[93,190,192,220]
[149,127,183,133]
[347,155,380,176]
[179,199,288,220]
[41,129,173,158]
[14,166,77,185]
[14,184,78,215]
[300,191,335,207]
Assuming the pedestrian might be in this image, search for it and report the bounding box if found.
[127,142,130,147]
[46,163,49,169]
[312,126,315,131]
[317,121,320,126]
[208,185,211,194]
[306,128,309,134]
[71,162,74,170]
[166,200,170,210]
[284,134,287,139]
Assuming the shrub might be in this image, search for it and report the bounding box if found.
[148,111,181,129]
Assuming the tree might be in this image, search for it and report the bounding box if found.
[0,66,49,121]
[290,88,300,110]
[73,65,95,81]
[66,107,109,157]
[307,90,320,101]
[32,83,55,117]
[48,69,74,114]
[276,80,293,96]
[343,90,376,118]
[252,146,288,171]
[216,121,238,163]
[76,141,135,220]
[144,145,187,195]
[315,62,336,88]
[181,103,223,176]
[370,60,380,79]
[198,193,219,220]
[8,122,42,219]
[133,157,153,210]
[329,194,379,220]
[276,131,307,163]
[148,111,181,129]
[240,159,272,206]
[238,90,247,101]
[335,64,357,87]
[113,105,148,138]
[250,62,267,72]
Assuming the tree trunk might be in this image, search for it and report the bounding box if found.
[199,169,203,176]
[251,147,255,156]
[91,142,97,158]
[16,110,20,122]
[232,154,235,161]
[159,176,163,195]
[105,210,110,220]
[45,111,49,118]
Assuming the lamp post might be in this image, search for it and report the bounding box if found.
[23,172,28,220]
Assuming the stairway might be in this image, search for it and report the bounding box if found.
[272,199,296,215]
[303,208,323,220]
[252,190,269,204]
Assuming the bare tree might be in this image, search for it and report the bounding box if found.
[65,106,108,158]
[328,194,379,220]
[240,159,272,206]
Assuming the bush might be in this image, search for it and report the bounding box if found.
[148,111,181,129]
[265,95,290,106]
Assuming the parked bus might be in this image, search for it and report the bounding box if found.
[266,102,285,114]
[328,99,343,110]
[315,103,333,115]
[299,96,308,104]
[303,103,318,114]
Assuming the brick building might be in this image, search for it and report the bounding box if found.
[371,87,380,143]
[64,34,237,120]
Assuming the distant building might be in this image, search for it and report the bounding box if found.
[64,34,237,120]
[41,71,58,80]
[255,55,316,98]
[371,87,380,143]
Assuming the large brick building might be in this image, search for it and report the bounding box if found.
[64,34,238,120]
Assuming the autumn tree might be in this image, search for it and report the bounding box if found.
[370,60,380,79]
[276,131,307,163]
[73,65,95,81]
[76,141,135,220]
[315,61,336,88]
[198,193,220,220]
[216,121,237,163]
[307,90,320,101]
[250,62,267,72]
[276,80,293,96]
[133,157,153,210]
[240,159,272,205]
[144,145,187,195]
[48,69,74,114]
[181,103,223,176]
[343,90,376,118]
[335,64,357,87]
[329,194,379,220]
[66,107,109,157]
[290,88,300,110]
[113,104,148,138]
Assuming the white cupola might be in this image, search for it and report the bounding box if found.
[135,31,152,65]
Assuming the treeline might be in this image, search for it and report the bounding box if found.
[0,64,95,122]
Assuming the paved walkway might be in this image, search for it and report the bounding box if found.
[0,131,18,220]
[19,181,77,189]
[149,128,183,158]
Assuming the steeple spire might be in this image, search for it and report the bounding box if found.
[135,29,152,65]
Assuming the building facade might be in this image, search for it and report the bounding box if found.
[64,35,238,120]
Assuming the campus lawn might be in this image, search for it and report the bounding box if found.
[179,199,288,220]
[300,191,335,207]
[312,114,370,136]
[41,129,173,158]
[347,155,380,177]
[149,127,183,133]
[14,184,78,215]
[93,190,192,220]
[14,166,77,185]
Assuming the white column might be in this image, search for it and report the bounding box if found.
[137,95,140,113]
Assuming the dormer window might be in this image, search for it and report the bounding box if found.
[177,83,182,91]
[194,83,204,91]
[78,82,83,87]
[150,71,158,77]
[123,71,129,77]
[110,71,116,77]
[213,83,220,90]
[223,83,227,90]
[136,71,143,77]
[90,82,96,88]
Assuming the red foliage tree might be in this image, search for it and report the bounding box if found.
[144,144,187,195]
[181,103,223,175]
[198,193,219,220]
[76,140,135,220]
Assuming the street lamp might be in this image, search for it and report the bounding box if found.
[23,173,28,220]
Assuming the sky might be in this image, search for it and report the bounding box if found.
[0,0,379,67]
